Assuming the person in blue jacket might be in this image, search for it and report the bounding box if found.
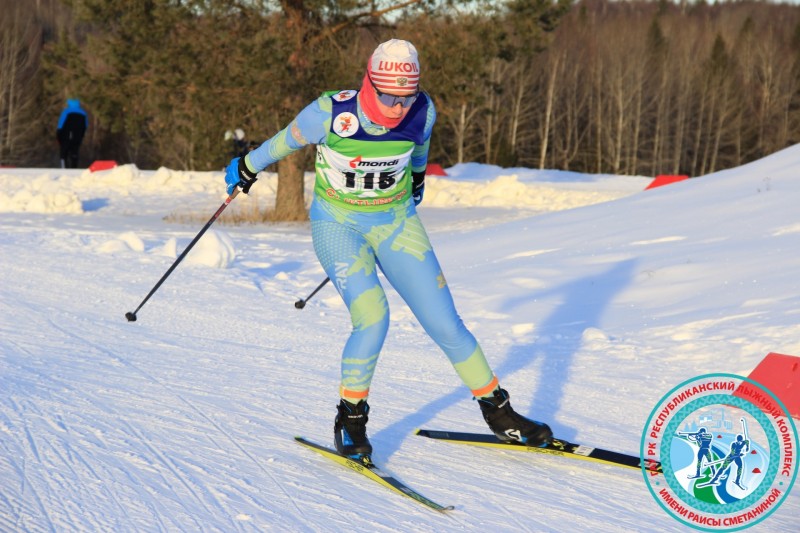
[224,39,553,461]
[57,99,88,168]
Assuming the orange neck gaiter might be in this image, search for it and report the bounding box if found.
[359,73,405,129]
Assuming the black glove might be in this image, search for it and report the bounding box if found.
[225,156,258,194]
[236,156,258,194]
[412,170,425,206]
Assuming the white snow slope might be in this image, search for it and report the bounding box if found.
[0,150,798,532]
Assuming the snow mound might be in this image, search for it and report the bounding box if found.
[153,237,178,258]
[96,231,146,254]
[184,230,236,268]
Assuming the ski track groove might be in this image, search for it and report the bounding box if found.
[115,418,210,532]
[103,347,306,522]
[13,446,56,533]
[5,391,56,533]
[46,308,305,528]
[44,314,235,532]
[1,306,131,531]
[493,497,533,532]
[3,298,196,531]
[2,289,310,531]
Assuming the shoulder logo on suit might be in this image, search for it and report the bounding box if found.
[332,90,357,102]
[333,112,359,137]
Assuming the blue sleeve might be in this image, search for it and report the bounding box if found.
[57,109,68,130]
[410,96,436,172]
[246,96,331,172]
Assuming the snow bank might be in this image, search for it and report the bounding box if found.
[0,164,645,215]
[423,174,628,210]
[0,172,83,213]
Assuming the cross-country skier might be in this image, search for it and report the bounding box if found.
[224,39,553,461]
[706,434,750,489]
[682,427,716,479]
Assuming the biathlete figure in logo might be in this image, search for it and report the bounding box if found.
[224,39,553,461]
[706,434,750,490]
[681,427,717,479]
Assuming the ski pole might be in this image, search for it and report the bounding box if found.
[125,188,241,322]
[294,277,330,309]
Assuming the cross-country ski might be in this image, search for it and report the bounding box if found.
[415,429,663,473]
[295,437,454,512]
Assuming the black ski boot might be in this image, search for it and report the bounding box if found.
[334,399,373,459]
[478,388,553,447]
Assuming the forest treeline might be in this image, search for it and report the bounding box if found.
[3,1,800,187]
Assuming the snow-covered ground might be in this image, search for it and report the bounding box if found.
[0,152,797,532]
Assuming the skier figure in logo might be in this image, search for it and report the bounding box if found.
[223,39,553,462]
[682,427,716,479]
[339,115,353,133]
[706,434,750,490]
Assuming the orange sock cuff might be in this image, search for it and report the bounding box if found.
[340,387,369,402]
[471,375,499,398]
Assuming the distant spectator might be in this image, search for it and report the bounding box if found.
[224,128,249,158]
[57,99,88,169]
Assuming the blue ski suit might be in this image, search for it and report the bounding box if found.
[243,89,498,401]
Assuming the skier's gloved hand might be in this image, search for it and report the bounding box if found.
[225,156,258,195]
[412,187,424,205]
[412,170,425,206]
